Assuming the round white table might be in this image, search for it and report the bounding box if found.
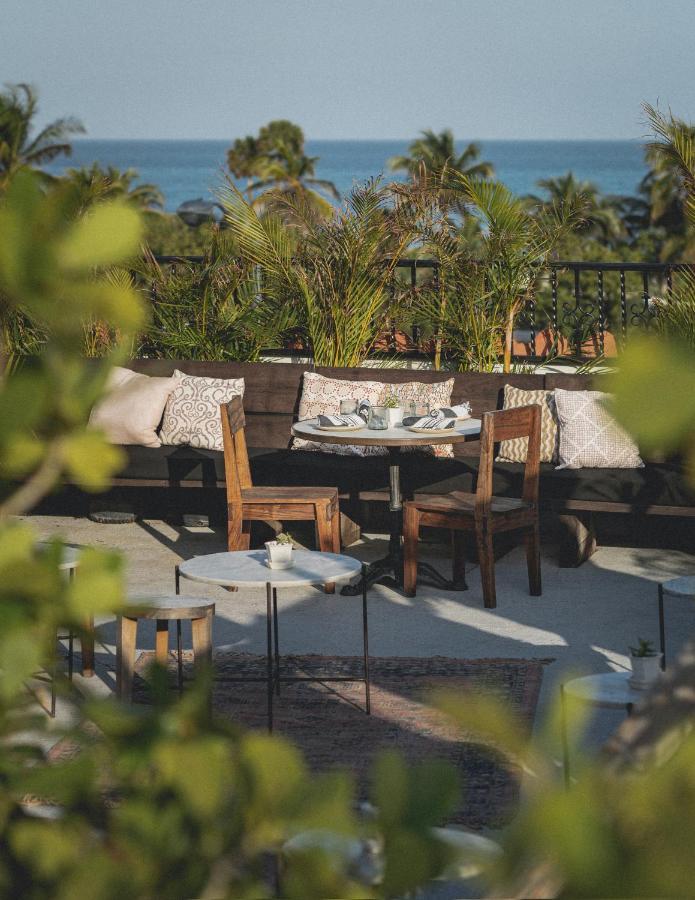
[176,550,367,731]
[291,417,482,593]
[560,671,643,785]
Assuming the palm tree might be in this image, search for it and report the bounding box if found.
[0,83,84,190]
[530,172,626,247]
[640,103,695,260]
[227,120,339,213]
[389,129,494,180]
[62,163,164,211]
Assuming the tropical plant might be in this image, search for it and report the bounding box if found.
[640,103,695,260]
[221,178,416,367]
[389,129,494,181]
[62,162,164,211]
[0,82,84,190]
[530,171,626,247]
[228,120,339,213]
[406,170,586,372]
[140,228,295,361]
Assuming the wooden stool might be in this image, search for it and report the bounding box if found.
[116,596,215,701]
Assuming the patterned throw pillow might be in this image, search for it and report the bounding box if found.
[159,370,245,451]
[554,388,643,469]
[292,372,456,458]
[497,385,559,464]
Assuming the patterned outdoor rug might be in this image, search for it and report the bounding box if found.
[134,652,551,829]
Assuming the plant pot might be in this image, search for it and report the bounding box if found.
[628,654,662,689]
[385,407,403,428]
[265,541,294,569]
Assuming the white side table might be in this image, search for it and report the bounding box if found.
[176,550,366,731]
[560,671,643,786]
[658,576,695,669]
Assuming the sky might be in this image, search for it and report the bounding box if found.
[3,0,695,141]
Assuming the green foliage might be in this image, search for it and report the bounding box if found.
[0,82,84,191]
[630,638,657,657]
[0,168,471,899]
[228,120,339,214]
[139,228,296,361]
[221,178,416,367]
[61,163,164,211]
[143,211,216,256]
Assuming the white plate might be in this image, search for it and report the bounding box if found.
[316,424,364,432]
[407,426,456,435]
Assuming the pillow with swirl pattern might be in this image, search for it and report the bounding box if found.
[159,370,245,451]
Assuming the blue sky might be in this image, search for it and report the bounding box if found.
[4,0,695,140]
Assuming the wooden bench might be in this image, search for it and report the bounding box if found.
[57,361,695,567]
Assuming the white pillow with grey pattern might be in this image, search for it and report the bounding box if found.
[554,388,643,469]
[159,370,245,451]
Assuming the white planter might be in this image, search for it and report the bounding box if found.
[265,541,294,569]
[385,407,403,428]
[628,654,662,689]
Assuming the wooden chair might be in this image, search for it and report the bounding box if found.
[403,404,542,609]
[220,398,341,579]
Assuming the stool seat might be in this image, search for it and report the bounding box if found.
[125,595,216,620]
[661,576,695,599]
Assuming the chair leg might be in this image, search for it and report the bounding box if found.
[451,530,467,587]
[525,521,542,596]
[227,504,250,551]
[475,524,496,609]
[316,504,335,594]
[81,616,95,677]
[403,504,420,597]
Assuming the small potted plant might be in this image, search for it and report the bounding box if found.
[383,394,403,428]
[628,638,662,689]
[265,532,294,569]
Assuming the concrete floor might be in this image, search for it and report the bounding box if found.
[25,515,695,898]
[29,514,695,741]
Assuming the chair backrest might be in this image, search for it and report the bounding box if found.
[476,405,542,514]
[220,397,253,502]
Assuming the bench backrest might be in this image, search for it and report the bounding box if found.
[125,360,603,456]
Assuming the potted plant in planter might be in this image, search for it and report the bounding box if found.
[383,394,403,428]
[628,638,662,689]
[265,532,294,569]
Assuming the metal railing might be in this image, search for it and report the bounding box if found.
[152,256,693,361]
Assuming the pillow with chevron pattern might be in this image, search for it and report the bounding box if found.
[496,384,559,464]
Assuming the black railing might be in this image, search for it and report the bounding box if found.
[151,256,692,361]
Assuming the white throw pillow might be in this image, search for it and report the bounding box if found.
[159,370,245,451]
[554,388,643,469]
[89,366,179,448]
[292,372,455,458]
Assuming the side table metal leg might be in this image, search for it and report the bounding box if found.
[560,684,570,789]
[266,582,273,733]
[175,564,180,596]
[362,563,371,715]
[272,588,280,697]
[658,583,666,670]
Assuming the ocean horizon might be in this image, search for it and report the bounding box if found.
[45,139,648,213]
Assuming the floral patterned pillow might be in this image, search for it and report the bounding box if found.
[159,370,245,451]
[292,372,456,458]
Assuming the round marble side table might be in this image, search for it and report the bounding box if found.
[176,550,366,731]
[560,671,645,786]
